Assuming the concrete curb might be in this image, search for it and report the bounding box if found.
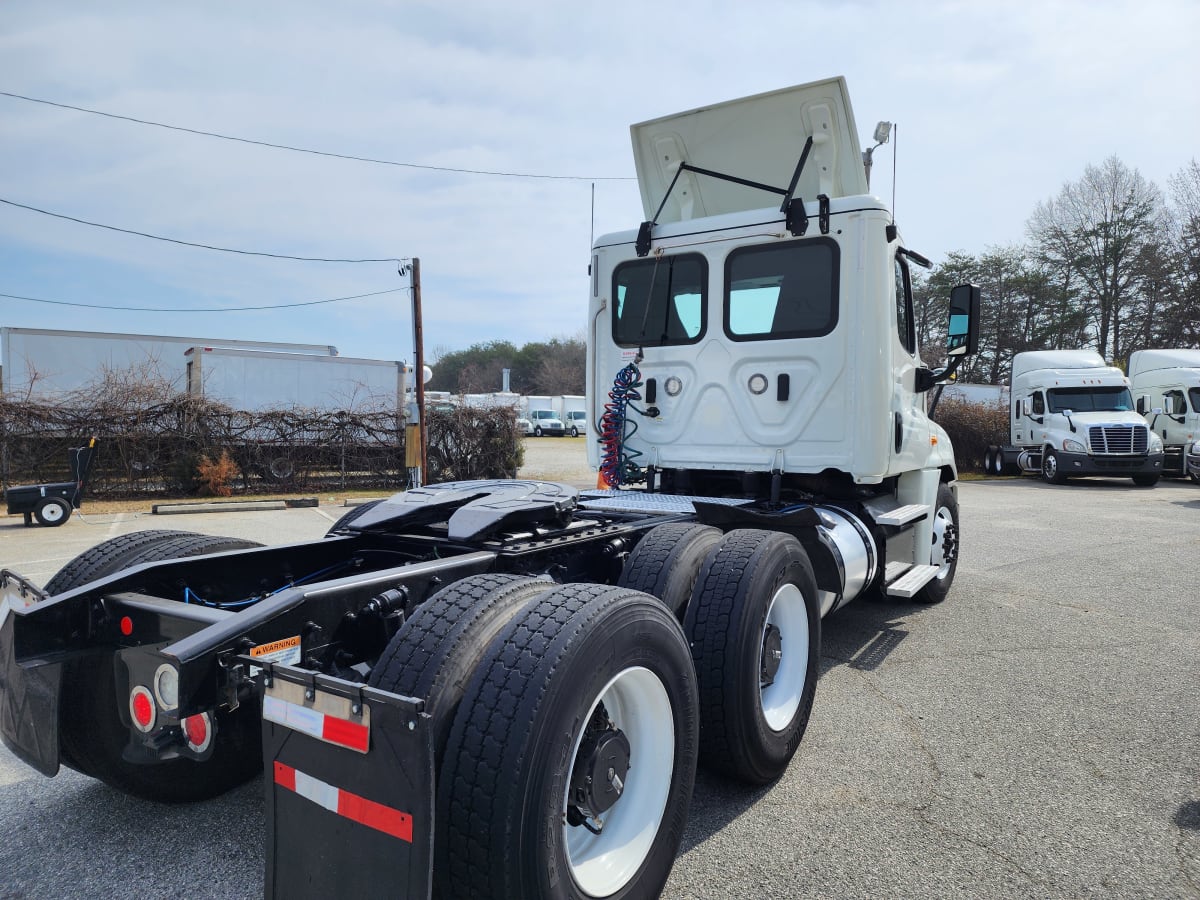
[152,499,290,515]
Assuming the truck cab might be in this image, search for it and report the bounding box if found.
[1129,349,1200,481]
[993,350,1164,485]
[587,78,970,496]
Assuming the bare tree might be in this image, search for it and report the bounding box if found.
[1027,157,1165,360]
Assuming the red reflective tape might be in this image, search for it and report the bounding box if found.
[322,714,369,753]
[273,761,412,843]
[274,761,296,792]
[337,790,413,842]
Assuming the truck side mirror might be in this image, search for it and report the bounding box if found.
[946,284,980,357]
[1022,397,1032,417]
[1137,395,1149,415]
[1162,395,1177,415]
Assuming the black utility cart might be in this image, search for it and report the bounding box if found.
[4,438,98,527]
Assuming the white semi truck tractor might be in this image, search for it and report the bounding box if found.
[1,77,979,900]
[1128,348,1200,482]
[985,350,1164,485]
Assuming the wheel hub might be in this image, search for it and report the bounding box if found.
[760,624,783,686]
[567,704,631,829]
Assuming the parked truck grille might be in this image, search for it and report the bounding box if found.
[1088,425,1148,455]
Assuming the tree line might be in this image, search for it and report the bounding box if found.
[917,156,1199,383]
[428,335,585,396]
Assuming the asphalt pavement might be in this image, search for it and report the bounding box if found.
[1,476,1198,899]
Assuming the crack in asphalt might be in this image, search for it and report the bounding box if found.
[849,667,1048,889]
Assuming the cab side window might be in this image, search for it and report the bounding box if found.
[1164,389,1186,416]
[1032,392,1045,415]
[894,258,916,355]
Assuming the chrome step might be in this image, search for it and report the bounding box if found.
[873,504,930,527]
[885,563,940,598]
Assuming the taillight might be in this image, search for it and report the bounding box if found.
[153,664,179,710]
[183,712,213,753]
[129,686,156,732]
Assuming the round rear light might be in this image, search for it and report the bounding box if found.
[153,664,179,710]
[129,686,156,732]
[183,712,213,753]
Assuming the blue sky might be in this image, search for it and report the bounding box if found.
[2,0,1197,370]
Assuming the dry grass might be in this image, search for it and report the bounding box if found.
[75,488,392,515]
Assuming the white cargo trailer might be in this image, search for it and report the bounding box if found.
[0,327,336,401]
[184,346,407,412]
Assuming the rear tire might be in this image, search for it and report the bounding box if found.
[617,522,722,616]
[983,448,995,476]
[57,533,266,801]
[684,530,820,784]
[325,499,383,534]
[43,530,195,595]
[368,573,548,764]
[439,584,698,900]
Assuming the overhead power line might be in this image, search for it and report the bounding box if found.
[0,90,635,181]
[0,197,403,263]
[0,286,407,312]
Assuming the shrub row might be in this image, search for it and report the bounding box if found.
[0,396,522,498]
[930,397,1008,473]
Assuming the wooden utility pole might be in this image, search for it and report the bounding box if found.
[411,258,427,479]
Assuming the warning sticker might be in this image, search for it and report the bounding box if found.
[251,635,302,666]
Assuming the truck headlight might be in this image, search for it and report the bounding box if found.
[1062,439,1086,453]
[1191,440,1200,455]
[1149,433,1164,453]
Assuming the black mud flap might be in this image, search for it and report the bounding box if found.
[258,662,434,900]
[0,572,61,777]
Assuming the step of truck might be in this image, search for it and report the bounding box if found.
[872,504,930,526]
[885,564,940,598]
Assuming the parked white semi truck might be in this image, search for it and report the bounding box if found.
[1128,348,1200,482]
[1,77,979,899]
[985,350,1164,485]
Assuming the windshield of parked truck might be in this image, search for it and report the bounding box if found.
[1190,388,1200,413]
[1046,386,1134,413]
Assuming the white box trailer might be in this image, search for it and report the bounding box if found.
[0,326,336,401]
[1128,348,1200,480]
[184,346,407,412]
[985,350,1164,484]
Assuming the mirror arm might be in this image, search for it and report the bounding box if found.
[916,356,965,393]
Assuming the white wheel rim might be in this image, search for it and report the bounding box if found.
[930,505,957,579]
[760,583,810,732]
[1045,455,1056,478]
[42,502,66,523]
[563,666,674,897]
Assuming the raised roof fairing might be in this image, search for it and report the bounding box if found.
[630,76,867,224]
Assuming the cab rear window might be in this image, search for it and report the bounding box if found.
[724,239,838,341]
[613,254,706,347]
